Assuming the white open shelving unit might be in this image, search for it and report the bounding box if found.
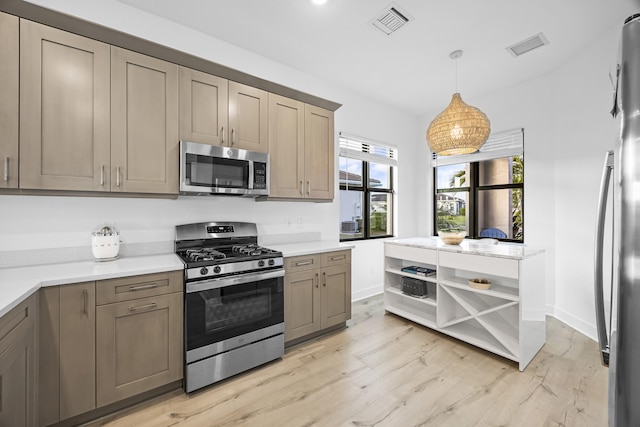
[384,240,546,371]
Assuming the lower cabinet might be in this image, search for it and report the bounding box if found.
[38,282,96,426]
[0,295,36,427]
[37,271,183,424]
[284,250,351,343]
[96,291,183,407]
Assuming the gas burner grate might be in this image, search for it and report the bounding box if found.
[185,248,226,262]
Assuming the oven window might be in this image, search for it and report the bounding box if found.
[185,277,284,352]
[186,154,248,189]
[201,287,271,332]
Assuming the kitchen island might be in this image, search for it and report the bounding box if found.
[384,237,546,371]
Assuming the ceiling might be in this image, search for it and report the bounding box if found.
[117,0,638,116]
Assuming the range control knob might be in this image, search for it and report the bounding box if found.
[200,267,209,276]
[268,259,275,266]
[258,260,265,267]
[213,266,222,274]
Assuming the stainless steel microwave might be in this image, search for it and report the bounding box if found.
[179,141,269,197]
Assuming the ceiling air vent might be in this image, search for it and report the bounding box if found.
[371,3,412,35]
[506,32,549,57]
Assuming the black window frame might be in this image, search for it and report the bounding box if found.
[339,158,395,242]
[434,156,524,243]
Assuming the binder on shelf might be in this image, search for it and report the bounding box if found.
[401,266,436,276]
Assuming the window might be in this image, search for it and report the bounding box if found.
[339,133,397,241]
[433,129,524,242]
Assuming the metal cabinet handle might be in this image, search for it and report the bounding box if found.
[221,126,225,146]
[323,272,326,286]
[3,157,8,182]
[307,181,311,195]
[294,260,313,266]
[315,273,319,288]
[129,302,157,312]
[83,289,88,315]
[100,165,105,186]
[329,255,346,261]
[129,283,158,292]
[116,166,121,187]
[299,180,303,195]
[231,128,235,147]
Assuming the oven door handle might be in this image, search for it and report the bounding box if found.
[186,269,284,293]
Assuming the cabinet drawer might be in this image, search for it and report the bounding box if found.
[96,271,183,305]
[438,251,519,279]
[0,294,35,350]
[321,250,351,267]
[284,254,321,273]
[385,244,437,265]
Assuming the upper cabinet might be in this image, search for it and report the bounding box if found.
[179,69,268,153]
[228,81,268,153]
[179,67,228,146]
[111,47,179,194]
[268,94,305,198]
[304,104,334,200]
[19,21,178,195]
[20,20,111,192]
[268,94,334,201]
[0,12,19,189]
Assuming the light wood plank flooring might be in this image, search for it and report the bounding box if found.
[86,295,608,427]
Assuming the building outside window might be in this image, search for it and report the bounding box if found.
[339,133,397,241]
[433,129,524,242]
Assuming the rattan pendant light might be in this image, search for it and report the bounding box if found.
[427,50,490,156]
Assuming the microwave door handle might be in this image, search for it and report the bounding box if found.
[594,150,614,366]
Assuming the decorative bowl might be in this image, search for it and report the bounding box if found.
[468,278,492,290]
[438,230,466,245]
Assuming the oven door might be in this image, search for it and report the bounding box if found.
[185,269,284,363]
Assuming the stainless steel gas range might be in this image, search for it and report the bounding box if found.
[175,221,284,393]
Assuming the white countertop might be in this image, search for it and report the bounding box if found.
[268,241,354,257]
[0,254,184,318]
[386,237,544,260]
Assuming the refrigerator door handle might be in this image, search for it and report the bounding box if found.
[594,150,614,366]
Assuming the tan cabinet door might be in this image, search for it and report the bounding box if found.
[20,20,111,191]
[96,292,183,407]
[284,269,321,341]
[111,47,179,194]
[179,67,229,146]
[268,94,305,198]
[304,105,334,200]
[320,264,352,329]
[0,12,18,189]
[228,81,268,153]
[59,282,96,419]
[0,296,36,427]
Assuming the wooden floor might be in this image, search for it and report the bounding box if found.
[87,295,608,427]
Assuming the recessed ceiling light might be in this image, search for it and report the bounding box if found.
[311,0,328,5]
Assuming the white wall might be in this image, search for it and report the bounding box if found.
[3,0,422,301]
[418,21,622,340]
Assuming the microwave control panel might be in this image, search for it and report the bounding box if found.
[254,162,267,189]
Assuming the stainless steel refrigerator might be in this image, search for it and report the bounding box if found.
[595,12,640,427]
